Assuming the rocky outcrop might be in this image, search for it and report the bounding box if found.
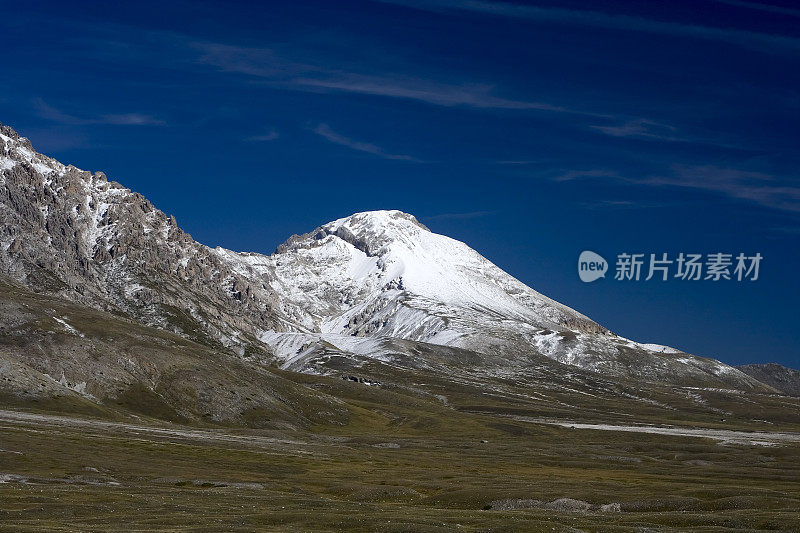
[0,123,284,354]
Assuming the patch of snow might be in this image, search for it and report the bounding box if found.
[534,331,561,358]
[123,282,146,298]
[0,473,28,484]
[53,317,84,337]
[638,343,681,354]
[522,418,800,446]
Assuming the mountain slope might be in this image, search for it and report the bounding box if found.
[0,122,295,356]
[737,364,800,396]
[0,277,348,427]
[0,122,768,389]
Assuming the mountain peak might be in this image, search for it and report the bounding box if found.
[327,210,430,234]
[321,210,431,256]
[275,210,430,256]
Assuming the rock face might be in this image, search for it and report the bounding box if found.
[0,123,287,355]
[737,364,800,396]
[0,122,770,388]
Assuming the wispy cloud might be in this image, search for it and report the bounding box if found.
[589,118,747,150]
[496,160,540,165]
[34,98,164,126]
[313,123,420,161]
[35,100,80,124]
[100,113,164,125]
[554,165,800,212]
[590,119,681,141]
[711,0,800,18]
[189,40,595,115]
[424,210,492,221]
[575,199,663,211]
[62,29,605,116]
[644,165,800,213]
[292,74,589,113]
[192,42,314,78]
[246,129,280,142]
[552,169,622,182]
[770,226,800,236]
[379,0,800,53]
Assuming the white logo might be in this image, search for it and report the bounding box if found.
[578,251,762,282]
[578,251,607,282]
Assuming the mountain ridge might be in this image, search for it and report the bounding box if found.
[737,363,800,396]
[0,122,770,389]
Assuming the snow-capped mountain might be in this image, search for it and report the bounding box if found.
[222,210,605,343]
[0,122,764,388]
[221,211,755,386]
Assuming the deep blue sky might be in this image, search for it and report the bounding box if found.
[2,0,798,368]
